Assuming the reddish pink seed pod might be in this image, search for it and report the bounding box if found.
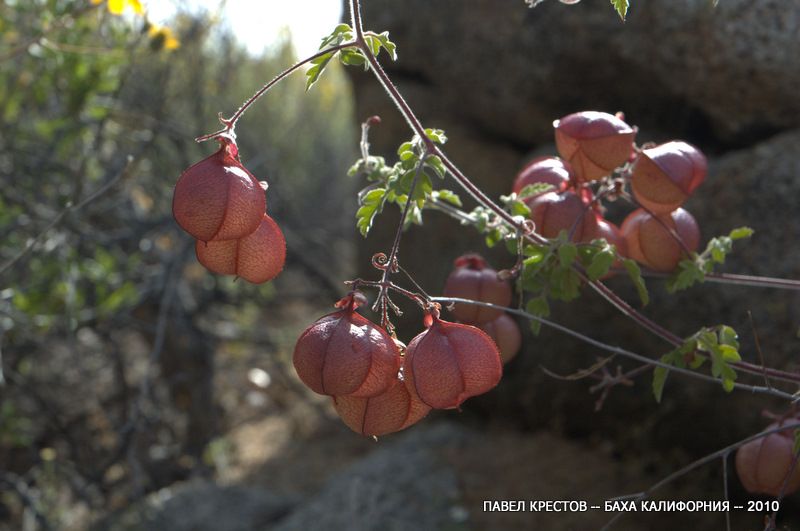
[554,111,636,183]
[173,139,266,242]
[293,294,401,398]
[443,254,512,324]
[735,421,800,496]
[582,215,626,256]
[405,316,503,409]
[195,213,286,284]
[621,207,700,272]
[526,190,598,241]
[631,141,707,214]
[477,314,522,365]
[512,156,573,196]
[332,377,431,437]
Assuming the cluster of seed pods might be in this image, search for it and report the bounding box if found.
[515,111,706,273]
[442,254,521,364]
[292,291,503,437]
[172,136,286,283]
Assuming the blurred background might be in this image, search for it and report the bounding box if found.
[1,0,799,530]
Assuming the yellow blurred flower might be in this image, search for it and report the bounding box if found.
[91,0,145,16]
[148,24,180,50]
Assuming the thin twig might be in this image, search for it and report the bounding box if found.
[0,472,52,530]
[114,240,189,497]
[431,297,795,401]
[748,311,772,390]
[371,152,430,329]
[722,454,731,531]
[638,270,800,291]
[426,192,800,385]
[195,42,356,143]
[0,157,135,279]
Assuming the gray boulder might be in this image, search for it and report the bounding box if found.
[272,423,469,531]
[95,480,294,531]
[352,0,800,144]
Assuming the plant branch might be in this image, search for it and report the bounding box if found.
[367,151,430,329]
[0,472,52,530]
[431,297,795,401]
[427,187,800,385]
[0,156,134,279]
[195,41,357,143]
[640,270,800,291]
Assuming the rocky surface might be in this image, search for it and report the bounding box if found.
[353,0,800,145]
[94,480,295,531]
[347,0,800,463]
[98,421,797,530]
[272,423,467,531]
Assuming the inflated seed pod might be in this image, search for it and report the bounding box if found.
[443,254,513,324]
[173,137,266,242]
[621,207,700,273]
[735,420,800,496]
[293,292,401,398]
[554,111,636,183]
[195,213,285,284]
[630,141,707,214]
[333,376,431,437]
[404,314,502,409]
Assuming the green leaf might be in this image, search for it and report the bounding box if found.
[504,236,521,255]
[425,155,447,179]
[551,268,581,301]
[317,24,352,49]
[424,128,447,145]
[398,150,416,162]
[622,258,649,306]
[719,325,739,348]
[507,198,531,217]
[666,259,706,293]
[719,345,741,363]
[708,236,732,264]
[610,0,629,20]
[432,189,461,207]
[305,51,336,90]
[518,182,555,199]
[587,248,615,281]
[526,296,550,336]
[688,355,706,370]
[729,226,754,240]
[355,187,387,237]
[397,141,414,156]
[558,243,577,268]
[404,204,423,228]
[668,227,753,290]
[485,228,503,248]
[364,31,397,61]
[689,325,742,393]
[339,48,368,69]
[652,363,669,403]
[721,378,735,392]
